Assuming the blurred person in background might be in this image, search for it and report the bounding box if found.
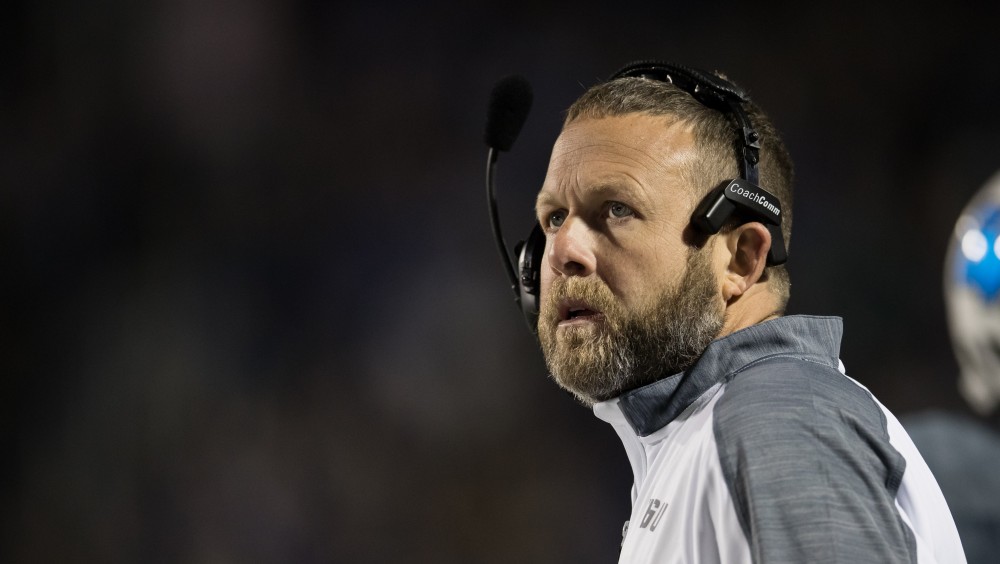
[513,62,966,563]
[904,170,1000,564]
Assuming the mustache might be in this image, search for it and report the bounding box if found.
[543,277,619,320]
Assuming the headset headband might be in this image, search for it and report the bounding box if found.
[610,60,762,185]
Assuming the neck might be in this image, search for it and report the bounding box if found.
[720,287,782,338]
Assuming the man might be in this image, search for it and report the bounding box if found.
[533,66,965,562]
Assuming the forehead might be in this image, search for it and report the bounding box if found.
[539,114,699,202]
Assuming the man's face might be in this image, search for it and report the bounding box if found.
[535,114,726,405]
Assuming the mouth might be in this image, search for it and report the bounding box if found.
[558,299,605,326]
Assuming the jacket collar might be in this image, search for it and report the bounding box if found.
[597,315,844,437]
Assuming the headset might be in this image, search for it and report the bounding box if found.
[485,61,787,333]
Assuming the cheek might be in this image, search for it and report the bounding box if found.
[608,269,652,310]
[539,256,557,307]
[609,251,682,306]
[539,242,554,285]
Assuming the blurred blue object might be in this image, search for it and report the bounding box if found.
[944,171,1000,415]
[954,205,1000,301]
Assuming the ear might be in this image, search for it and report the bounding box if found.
[721,222,771,302]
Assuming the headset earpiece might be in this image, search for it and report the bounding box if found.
[692,179,786,266]
[515,224,545,332]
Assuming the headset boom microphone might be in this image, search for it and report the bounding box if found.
[485,75,533,151]
[484,75,533,315]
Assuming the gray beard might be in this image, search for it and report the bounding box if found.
[538,248,725,406]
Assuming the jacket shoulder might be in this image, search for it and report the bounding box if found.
[710,356,916,563]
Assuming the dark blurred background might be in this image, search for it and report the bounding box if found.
[4,1,999,562]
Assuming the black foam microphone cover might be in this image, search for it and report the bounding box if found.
[484,75,533,151]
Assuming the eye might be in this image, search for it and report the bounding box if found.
[548,210,567,228]
[608,201,634,219]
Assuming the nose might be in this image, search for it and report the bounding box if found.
[547,217,597,277]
